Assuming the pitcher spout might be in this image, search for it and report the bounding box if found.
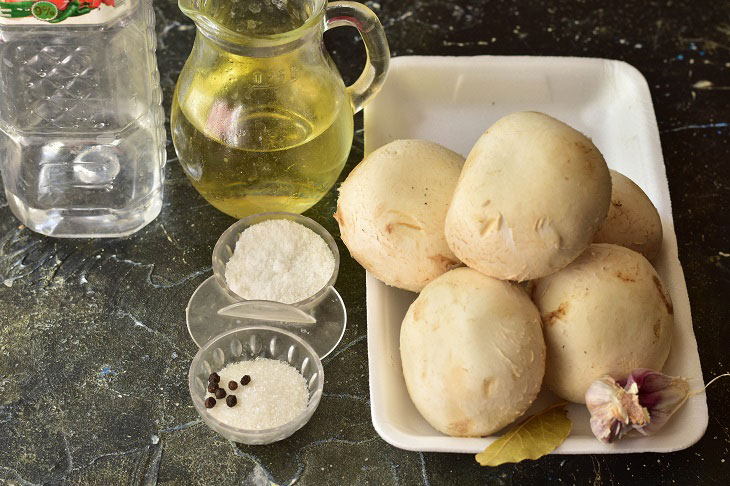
[177,0,214,28]
[179,0,325,42]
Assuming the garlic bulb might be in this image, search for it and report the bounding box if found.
[585,369,690,443]
[585,376,648,443]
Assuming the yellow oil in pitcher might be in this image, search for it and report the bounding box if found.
[173,0,389,219]
[171,52,354,218]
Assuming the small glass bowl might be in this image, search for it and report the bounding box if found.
[187,211,347,358]
[212,212,340,306]
[188,326,324,444]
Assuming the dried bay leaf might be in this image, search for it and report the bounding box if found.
[475,403,572,466]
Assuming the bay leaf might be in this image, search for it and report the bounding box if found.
[475,403,572,466]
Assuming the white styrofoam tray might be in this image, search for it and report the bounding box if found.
[364,56,707,454]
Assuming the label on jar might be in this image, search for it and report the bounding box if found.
[0,0,130,25]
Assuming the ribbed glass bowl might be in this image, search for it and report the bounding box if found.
[188,326,324,444]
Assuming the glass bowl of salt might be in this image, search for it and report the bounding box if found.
[189,325,324,444]
[186,212,347,359]
[212,212,340,306]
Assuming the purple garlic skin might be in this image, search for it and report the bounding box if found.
[585,368,691,443]
[623,368,690,435]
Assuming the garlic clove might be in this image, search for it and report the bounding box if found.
[585,376,648,443]
[586,368,693,443]
[624,368,690,435]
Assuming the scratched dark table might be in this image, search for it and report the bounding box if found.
[1,1,728,484]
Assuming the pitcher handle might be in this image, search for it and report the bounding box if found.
[325,1,390,114]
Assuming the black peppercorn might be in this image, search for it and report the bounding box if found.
[240,375,251,386]
[208,372,220,384]
[215,388,226,399]
[228,381,238,391]
[226,395,237,407]
[204,397,216,408]
[207,382,218,393]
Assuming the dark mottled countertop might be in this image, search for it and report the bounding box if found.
[1,0,729,484]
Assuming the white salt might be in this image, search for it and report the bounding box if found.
[224,219,335,304]
[207,358,309,430]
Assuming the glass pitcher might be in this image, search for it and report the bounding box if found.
[171,0,389,218]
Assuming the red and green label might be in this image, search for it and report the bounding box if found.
[0,0,115,23]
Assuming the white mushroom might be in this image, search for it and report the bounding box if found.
[400,267,546,437]
[593,170,663,260]
[445,112,612,281]
[532,243,674,404]
[334,140,464,292]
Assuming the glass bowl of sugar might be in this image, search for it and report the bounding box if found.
[189,325,324,444]
[186,212,347,359]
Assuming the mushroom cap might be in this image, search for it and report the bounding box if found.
[532,243,674,404]
[335,139,464,292]
[593,170,663,260]
[445,111,612,281]
[400,267,546,437]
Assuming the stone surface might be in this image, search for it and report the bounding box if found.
[1,0,729,484]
